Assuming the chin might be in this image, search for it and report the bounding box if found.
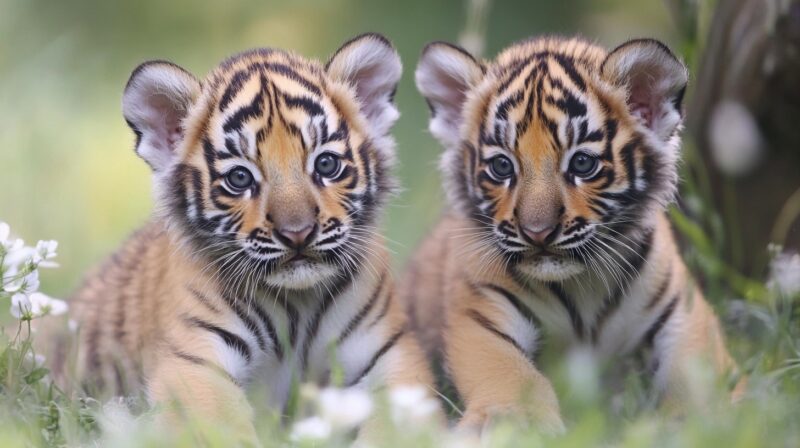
[514,256,585,282]
[264,260,340,290]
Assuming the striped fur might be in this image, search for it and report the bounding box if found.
[63,34,433,442]
[407,36,743,432]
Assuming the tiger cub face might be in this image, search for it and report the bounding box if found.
[416,37,688,281]
[122,34,401,290]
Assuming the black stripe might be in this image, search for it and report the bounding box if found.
[547,282,585,339]
[187,287,222,313]
[301,276,353,370]
[368,288,393,329]
[221,294,269,355]
[346,327,405,387]
[167,342,241,386]
[277,299,300,348]
[644,295,679,347]
[467,309,528,356]
[645,265,673,310]
[170,345,208,366]
[590,229,655,342]
[552,54,587,91]
[250,303,284,360]
[480,283,541,328]
[338,276,385,343]
[184,316,252,362]
[219,68,253,112]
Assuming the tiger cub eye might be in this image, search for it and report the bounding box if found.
[314,153,341,178]
[489,155,514,179]
[225,167,254,191]
[568,152,599,177]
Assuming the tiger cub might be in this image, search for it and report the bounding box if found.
[406,36,743,432]
[66,34,433,441]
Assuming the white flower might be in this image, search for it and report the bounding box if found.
[291,416,332,442]
[4,269,40,295]
[566,348,599,401]
[2,239,29,268]
[769,251,800,297]
[29,292,68,316]
[317,387,374,429]
[34,240,59,268]
[9,292,67,319]
[0,222,9,244]
[10,293,32,319]
[389,385,440,425]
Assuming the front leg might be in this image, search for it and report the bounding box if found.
[447,281,564,434]
[648,288,744,413]
[147,318,259,446]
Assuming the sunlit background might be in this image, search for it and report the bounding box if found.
[0,0,680,298]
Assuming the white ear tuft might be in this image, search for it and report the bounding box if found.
[122,61,200,172]
[601,39,688,143]
[326,33,402,137]
[415,42,484,149]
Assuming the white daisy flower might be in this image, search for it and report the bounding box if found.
[769,250,800,298]
[317,387,374,429]
[34,240,59,268]
[10,293,33,319]
[291,416,332,442]
[9,292,67,319]
[389,385,440,425]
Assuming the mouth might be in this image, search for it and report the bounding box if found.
[529,248,567,259]
[285,252,312,266]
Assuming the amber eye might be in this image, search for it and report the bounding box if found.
[489,155,514,180]
[225,167,254,191]
[568,152,599,177]
[314,153,341,178]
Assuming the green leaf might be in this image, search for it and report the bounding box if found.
[24,367,49,385]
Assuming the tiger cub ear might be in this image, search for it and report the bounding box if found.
[326,33,402,137]
[415,42,484,149]
[601,39,688,143]
[122,61,201,172]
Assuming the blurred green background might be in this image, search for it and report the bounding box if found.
[1,0,679,298]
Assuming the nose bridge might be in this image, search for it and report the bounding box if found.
[262,120,317,230]
[267,178,316,230]
[518,152,563,227]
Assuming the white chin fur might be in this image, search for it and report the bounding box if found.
[264,261,340,290]
[515,257,585,282]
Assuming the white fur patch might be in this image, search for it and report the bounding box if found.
[264,260,340,290]
[515,256,585,282]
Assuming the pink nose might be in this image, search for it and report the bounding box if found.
[274,224,316,249]
[522,224,557,246]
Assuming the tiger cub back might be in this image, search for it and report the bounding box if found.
[62,34,434,442]
[407,36,743,432]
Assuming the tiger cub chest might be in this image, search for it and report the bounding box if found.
[234,290,390,407]
[498,276,662,363]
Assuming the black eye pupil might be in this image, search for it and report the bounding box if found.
[315,153,340,177]
[226,168,253,190]
[570,153,598,176]
[490,156,514,179]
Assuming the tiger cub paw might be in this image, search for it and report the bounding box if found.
[457,404,566,436]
